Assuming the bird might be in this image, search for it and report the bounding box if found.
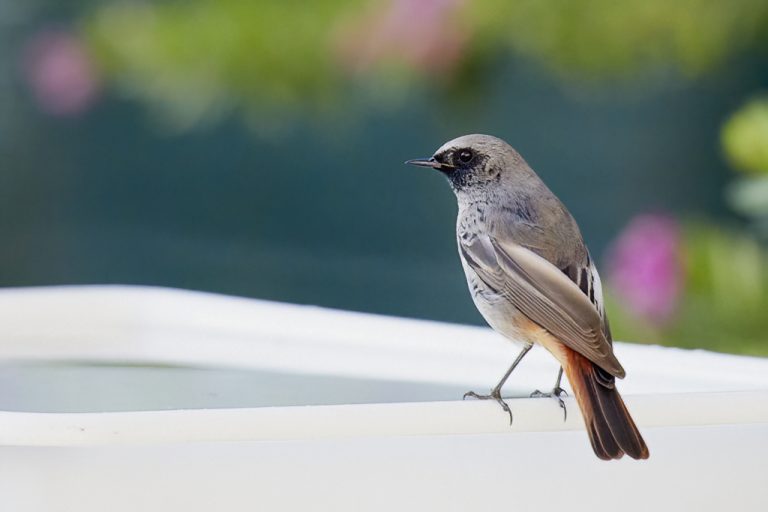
[406,134,649,460]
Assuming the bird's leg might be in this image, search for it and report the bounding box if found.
[463,344,533,425]
[530,366,568,421]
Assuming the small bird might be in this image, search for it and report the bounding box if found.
[406,134,649,460]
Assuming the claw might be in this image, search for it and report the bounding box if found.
[556,396,567,422]
[462,389,514,425]
[495,396,513,425]
[530,386,568,422]
[554,387,568,422]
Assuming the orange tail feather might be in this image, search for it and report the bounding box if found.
[564,348,649,460]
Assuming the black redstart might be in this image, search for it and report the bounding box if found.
[407,134,649,460]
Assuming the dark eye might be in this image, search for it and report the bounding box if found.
[458,149,474,163]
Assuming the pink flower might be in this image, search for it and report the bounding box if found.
[335,0,468,75]
[606,213,683,325]
[22,29,101,117]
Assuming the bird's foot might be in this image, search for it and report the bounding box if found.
[530,387,568,422]
[463,389,513,425]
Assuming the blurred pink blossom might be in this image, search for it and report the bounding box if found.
[606,213,683,325]
[335,0,468,75]
[22,29,101,117]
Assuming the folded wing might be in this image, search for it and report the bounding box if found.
[460,236,625,378]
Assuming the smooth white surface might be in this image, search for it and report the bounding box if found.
[3,425,768,512]
[2,285,767,393]
[0,286,767,511]
[1,390,767,446]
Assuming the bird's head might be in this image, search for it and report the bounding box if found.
[406,134,525,193]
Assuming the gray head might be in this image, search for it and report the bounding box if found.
[406,134,530,193]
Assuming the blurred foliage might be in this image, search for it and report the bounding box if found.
[11,0,768,355]
[472,0,768,80]
[607,223,768,356]
[722,98,768,237]
[85,0,355,129]
[83,0,768,129]
[726,176,768,233]
[722,97,768,174]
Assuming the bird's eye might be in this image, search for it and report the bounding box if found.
[458,149,474,163]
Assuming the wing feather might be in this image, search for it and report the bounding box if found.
[461,236,625,378]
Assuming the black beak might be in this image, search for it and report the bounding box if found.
[405,157,444,169]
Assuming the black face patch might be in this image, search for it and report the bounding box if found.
[432,151,450,167]
[457,148,474,164]
[443,152,489,191]
[445,166,472,190]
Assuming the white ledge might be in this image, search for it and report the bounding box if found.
[1,286,767,512]
[0,390,766,447]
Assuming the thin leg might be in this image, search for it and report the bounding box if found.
[463,344,533,425]
[530,366,569,421]
[553,366,563,389]
[491,343,533,392]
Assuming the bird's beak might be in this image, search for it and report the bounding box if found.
[405,157,444,169]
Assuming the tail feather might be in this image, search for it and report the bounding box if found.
[565,349,649,460]
[587,419,620,461]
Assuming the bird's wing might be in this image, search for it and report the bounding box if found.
[460,236,625,378]
[559,256,612,344]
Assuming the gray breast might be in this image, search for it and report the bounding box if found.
[456,204,528,343]
[459,254,528,343]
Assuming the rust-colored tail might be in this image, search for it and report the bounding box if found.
[564,348,649,460]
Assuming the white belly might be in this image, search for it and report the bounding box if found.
[460,258,531,345]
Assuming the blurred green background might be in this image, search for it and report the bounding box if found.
[2,0,768,355]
